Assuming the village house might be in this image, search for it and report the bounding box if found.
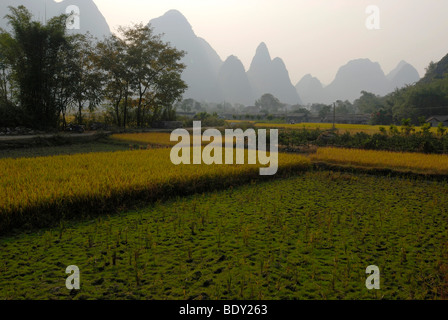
[426,115,448,127]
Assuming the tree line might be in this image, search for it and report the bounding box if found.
[243,59,448,126]
[333,61,448,125]
[0,6,187,130]
[279,124,448,154]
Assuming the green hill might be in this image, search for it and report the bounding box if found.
[420,53,448,84]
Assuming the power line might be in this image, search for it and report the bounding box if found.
[404,106,448,109]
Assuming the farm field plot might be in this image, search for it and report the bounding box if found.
[251,122,439,135]
[112,132,178,147]
[257,122,384,133]
[0,171,447,300]
[0,147,310,234]
[0,140,130,159]
[312,147,448,175]
[226,121,393,134]
[112,132,239,147]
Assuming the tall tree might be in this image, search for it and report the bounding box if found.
[335,100,355,114]
[318,105,332,118]
[96,24,186,128]
[2,6,70,129]
[0,33,12,102]
[152,69,187,121]
[119,23,186,126]
[255,93,284,113]
[180,98,195,112]
[95,35,130,128]
[68,34,103,125]
[353,91,384,114]
[391,79,448,123]
[0,32,17,126]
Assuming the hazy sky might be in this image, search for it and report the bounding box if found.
[92,0,448,85]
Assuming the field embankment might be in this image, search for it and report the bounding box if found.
[0,132,112,150]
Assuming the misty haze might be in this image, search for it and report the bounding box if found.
[1,0,448,307]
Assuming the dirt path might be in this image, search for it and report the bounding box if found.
[0,131,107,141]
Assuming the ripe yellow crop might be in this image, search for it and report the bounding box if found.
[112,132,243,147]
[250,122,438,134]
[311,147,448,174]
[112,132,177,146]
[0,148,310,233]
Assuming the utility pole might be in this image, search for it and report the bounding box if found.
[332,102,336,130]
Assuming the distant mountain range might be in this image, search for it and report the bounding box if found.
[247,42,301,105]
[149,10,301,105]
[0,4,421,105]
[296,59,421,104]
[0,0,110,39]
[149,10,223,103]
[149,10,420,106]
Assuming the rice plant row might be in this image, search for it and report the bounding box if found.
[0,148,310,234]
[311,147,448,175]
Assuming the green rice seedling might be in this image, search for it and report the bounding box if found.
[57,221,66,240]
[1,171,448,299]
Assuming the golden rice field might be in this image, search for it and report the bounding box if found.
[256,122,383,134]
[116,124,438,141]
[226,120,384,132]
[225,121,438,134]
[312,147,448,175]
[112,132,242,147]
[0,148,310,234]
[112,132,177,146]
[254,122,439,134]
